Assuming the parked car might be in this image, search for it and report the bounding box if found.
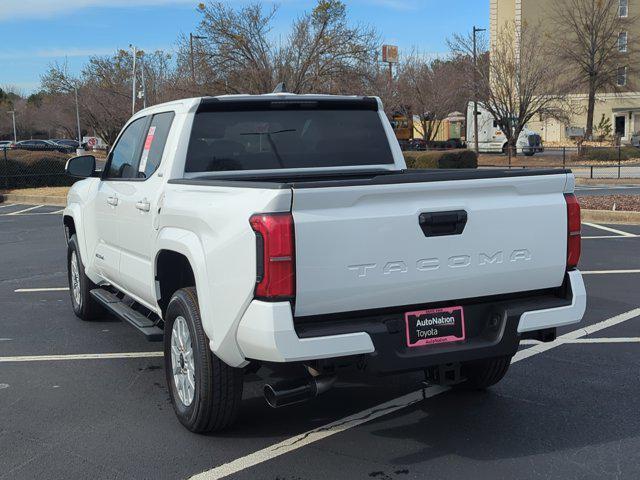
[0,140,14,150]
[406,138,427,151]
[14,139,74,153]
[52,139,87,150]
[63,93,585,433]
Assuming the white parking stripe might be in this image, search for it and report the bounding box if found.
[6,205,44,216]
[564,337,640,343]
[0,352,163,363]
[513,308,640,363]
[582,222,635,237]
[583,235,639,239]
[190,307,640,480]
[0,203,16,209]
[581,270,640,275]
[191,386,450,480]
[14,287,69,292]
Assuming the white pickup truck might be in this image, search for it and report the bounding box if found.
[63,94,586,433]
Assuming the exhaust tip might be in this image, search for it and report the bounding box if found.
[263,375,336,409]
[263,384,279,409]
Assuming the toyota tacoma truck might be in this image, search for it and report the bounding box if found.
[63,93,586,433]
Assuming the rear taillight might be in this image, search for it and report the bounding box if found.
[249,213,295,299]
[564,193,581,269]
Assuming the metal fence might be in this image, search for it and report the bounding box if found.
[479,146,640,179]
[1,147,75,189]
[2,144,639,189]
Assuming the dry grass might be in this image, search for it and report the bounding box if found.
[1,186,70,197]
[578,194,640,212]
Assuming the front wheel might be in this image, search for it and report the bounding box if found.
[164,287,244,433]
[456,356,512,389]
[67,234,104,321]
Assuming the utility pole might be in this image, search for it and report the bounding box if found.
[473,26,486,154]
[74,86,82,151]
[7,111,17,142]
[130,44,137,115]
[140,54,147,109]
[190,33,206,86]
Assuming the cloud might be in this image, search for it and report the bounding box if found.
[0,47,117,60]
[0,45,173,60]
[0,0,197,21]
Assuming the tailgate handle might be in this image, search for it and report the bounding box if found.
[419,210,467,237]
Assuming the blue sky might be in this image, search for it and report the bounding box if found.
[0,0,489,94]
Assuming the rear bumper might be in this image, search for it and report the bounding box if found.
[236,271,586,372]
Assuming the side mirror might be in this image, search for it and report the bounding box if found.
[65,155,96,178]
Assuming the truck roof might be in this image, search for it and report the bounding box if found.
[132,93,380,118]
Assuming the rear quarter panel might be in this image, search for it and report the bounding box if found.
[156,183,291,367]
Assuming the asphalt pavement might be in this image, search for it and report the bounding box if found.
[1,205,639,480]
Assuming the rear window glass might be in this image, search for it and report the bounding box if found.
[185,107,394,172]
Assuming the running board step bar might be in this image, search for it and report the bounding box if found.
[90,289,163,342]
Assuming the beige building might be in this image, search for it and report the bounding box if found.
[490,0,640,143]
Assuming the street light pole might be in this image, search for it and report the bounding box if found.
[74,87,82,151]
[473,26,486,155]
[140,54,147,109]
[130,44,137,115]
[189,33,206,86]
[7,111,17,142]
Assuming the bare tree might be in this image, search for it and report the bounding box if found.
[181,0,379,95]
[450,22,571,155]
[42,50,181,146]
[550,0,637,137]
[397,55,465,142]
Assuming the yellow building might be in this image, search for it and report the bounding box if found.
[490,0,640,143]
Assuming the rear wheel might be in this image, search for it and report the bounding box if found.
[164,287,243,433]
[67,234,103,321]
[457,356,512,389]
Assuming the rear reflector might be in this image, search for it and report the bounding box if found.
[564,193,581,269]
[249,213,295,299]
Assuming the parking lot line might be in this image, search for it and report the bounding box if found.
[583,234,639,239]
[582,222,635,237]
[0,351,163,363]
[0,203,15,209]
[14,287,69,292]
[6,205,44,216]
[191,386,450,480]
[564,337,640,343]
[190,306,640,480]
[581,269,640,275]
[513,307,640,363]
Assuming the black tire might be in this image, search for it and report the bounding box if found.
[164,287,243,433]
[524,151,535,157]
[456,356,512,390]
[67,234,104,321]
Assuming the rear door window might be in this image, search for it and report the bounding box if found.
[185,102,394,173]
[138,112,175,179]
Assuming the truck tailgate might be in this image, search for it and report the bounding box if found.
[292,173,569,317]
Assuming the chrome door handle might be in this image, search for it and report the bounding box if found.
[106,196,119,206]
[135,199,151,212]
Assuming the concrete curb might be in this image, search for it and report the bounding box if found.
[582,209,640,225]
[0,193,66,207]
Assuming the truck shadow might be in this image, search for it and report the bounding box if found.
[368,377,639,466]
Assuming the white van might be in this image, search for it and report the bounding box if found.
[467,103,544,156]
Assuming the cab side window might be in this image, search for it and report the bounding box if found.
[105,117,147,179]
[138,112,175,179]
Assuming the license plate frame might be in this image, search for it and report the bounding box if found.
[405,306,466,348]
